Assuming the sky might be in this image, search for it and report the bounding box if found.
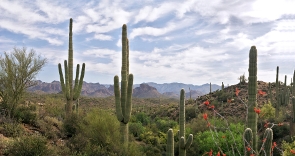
[0,0,295,86]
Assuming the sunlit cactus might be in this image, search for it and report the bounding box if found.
[262,128,273,156]
[178,89,193,156]
[114,24,133,146]
[58,18,85,117]
[247,46,258,153]
[167,128,174,156]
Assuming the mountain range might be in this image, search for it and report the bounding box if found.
[27,80,221,99]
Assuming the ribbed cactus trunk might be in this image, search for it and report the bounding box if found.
[275,66,280,117]
[293,70,295,96]
[179,89,193,156]
[247,46,258,153]
[262,128,273,156]
[114,24,133,147]
[221,82,224,91]
[58,18,85,117]
[243,128,253,156]
[167,129,174,156]
[268,83,273,105]
[291,97,295,137]
[209,82,212,94]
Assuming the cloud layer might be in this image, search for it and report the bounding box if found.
[1,0,295,85]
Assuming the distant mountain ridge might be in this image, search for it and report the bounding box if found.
[27,80,220,98]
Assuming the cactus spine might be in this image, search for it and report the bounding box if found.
[114,24,133,146]
[179,89,193,156]
[247,46,258,153]
[167,129,174,156]
[58,18,85,116]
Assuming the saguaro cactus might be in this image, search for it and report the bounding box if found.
[247,46,258,153]
[275,66,280,117]
[290,97,295,137]
[262,128,273,156]
[293,70,295,96]
[58,18,85,116]
[167,129,174,156]
[114,24,133,146]
[179,89,193,156]
[243,128,253,156]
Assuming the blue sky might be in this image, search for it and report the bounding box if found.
[0,0,295,85]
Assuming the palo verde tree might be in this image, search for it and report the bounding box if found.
[0,47,47,118]
[58,18,85,117]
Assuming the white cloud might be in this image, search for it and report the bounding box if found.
[130,17,196,39]
[94,34,112,40]
[134,2,176,23]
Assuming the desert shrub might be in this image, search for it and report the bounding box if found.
[215,91,232,102]
[6,134,49,156]
[260,102,275,120]
[186,105,197,121]
[129,122,145,137]
[155,117,177,132]
[71,108,125,155]
[14,105,37,125]
[282,140,295,156]
[63,113,81,137]
[44,97,64,118]
[134,112,151,126]
[0,122,24,137]
[192,122,244,155]
[38,116,62,140]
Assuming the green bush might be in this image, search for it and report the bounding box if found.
[129,122,145,137]
[134,112,151,126]
[6,134,49,156]
[155,117,177,133]
[63,113,81,137]
[14,105,37,125]
[0,122,24,137]
[260,102,275,120]
[192,122,244,155]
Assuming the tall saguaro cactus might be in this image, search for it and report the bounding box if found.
[275,66,280,117]
[114,24,133,146]
[58,18,85,116]
[179,89,193,156]
[247,46,258,153]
